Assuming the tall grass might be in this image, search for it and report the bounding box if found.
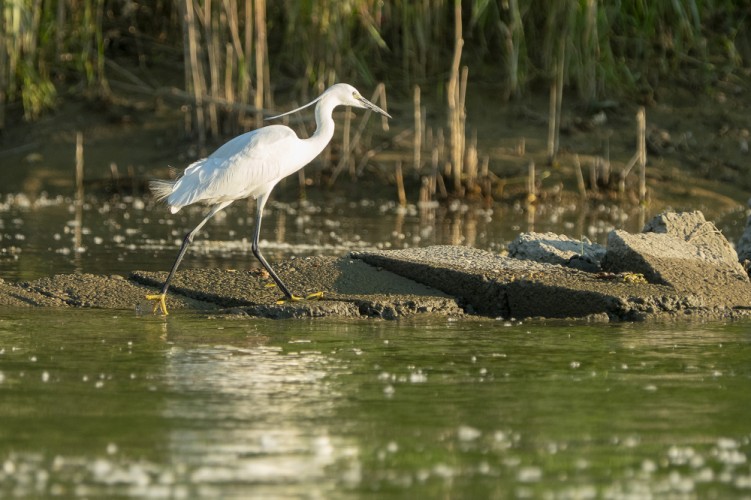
[1,0,749,199]
[3,1,747,120]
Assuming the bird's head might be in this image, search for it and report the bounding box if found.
[325,83,392,118]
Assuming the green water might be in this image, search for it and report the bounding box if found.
[1,309,750,498]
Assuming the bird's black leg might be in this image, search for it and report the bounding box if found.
[146,203,229,315]
[158,232,194,296]
[252,193,295,299]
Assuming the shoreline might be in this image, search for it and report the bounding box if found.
[2,210,749,322]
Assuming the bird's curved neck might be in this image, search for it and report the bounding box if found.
[307,96,337,153]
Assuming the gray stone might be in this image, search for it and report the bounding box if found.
[643,210,746,276]
[508,232,605,271]
[603,229,751,310]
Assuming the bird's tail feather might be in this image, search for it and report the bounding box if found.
[149,179,176,203]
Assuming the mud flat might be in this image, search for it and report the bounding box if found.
[1,211,749,321]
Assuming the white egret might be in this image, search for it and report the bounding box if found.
[145,83,391,315]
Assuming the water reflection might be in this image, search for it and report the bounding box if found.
[162,341,359,497]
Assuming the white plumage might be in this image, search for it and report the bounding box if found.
[144,83,391,315]
[151,126,298,212]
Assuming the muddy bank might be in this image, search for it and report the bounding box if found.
[1,211,749,321]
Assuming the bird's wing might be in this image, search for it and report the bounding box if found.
[167,126,298,210]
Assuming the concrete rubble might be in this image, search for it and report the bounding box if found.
[1,210,749,321]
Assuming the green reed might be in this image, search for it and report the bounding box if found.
[0,0,748,200]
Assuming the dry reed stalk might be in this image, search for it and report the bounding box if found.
[637,106,647,202]
[618,111,649,195]
[527,160,536,202]
[447,0,464,195]
[436,172,448,200]
[589,157,598,193]
[0,3,5,130]
[75,131,84,204]
[74,131,84,253]
[547,45,565,163]
[574,154,587,199]
[602,130,612,183]
[465,130,478,191]
[436,128,446,179]
[431,144,447,199]
[419,176,430,206]
[298,169,306,200]
[376,82,389,131]
[241,0,253,125]
[225,43,234,105]
[480,156,491,203]
[500,0,522,100]
[222,0,244,101]
[395,161,407,207]
[181,0,207,148]
[619,153,638,194]
[516,137,526,156]
[413,85,422,172]
[554,40,565,155]
[430,145,440,200]
[547,71,557,162]
[73,130,84,258]
[597,156,610,186]
[94,0,108,93]
[254,0,268,128]
[203,0,220,137]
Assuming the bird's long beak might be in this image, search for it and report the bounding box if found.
[265,95,324,121]
[357,95,392,119]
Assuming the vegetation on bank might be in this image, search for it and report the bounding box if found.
[1,0,749,201]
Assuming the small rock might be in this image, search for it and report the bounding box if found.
[508,232,605,271]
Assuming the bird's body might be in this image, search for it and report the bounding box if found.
[152,126,304,211]
[145,83,391,315]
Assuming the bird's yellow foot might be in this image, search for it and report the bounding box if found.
[145,293,169,316]
[276,291,324,305]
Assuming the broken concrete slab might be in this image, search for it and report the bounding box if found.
[602,229,751,309]
[132,255,463,319]
[352,246,689,321]
[508,232,605,271]
[601,211,751,311]
[642,210,747,276]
